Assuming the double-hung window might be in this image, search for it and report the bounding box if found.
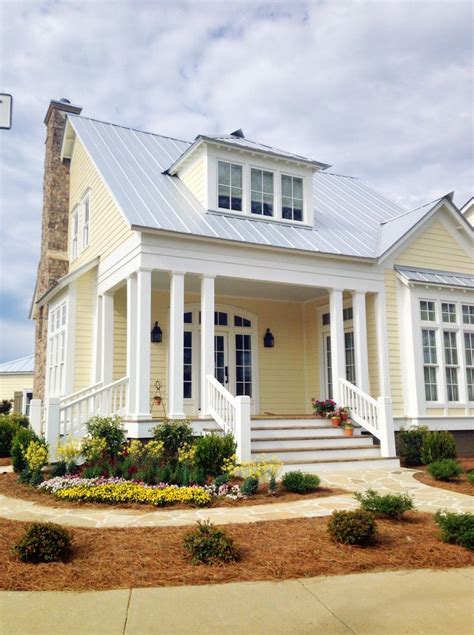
[462,304,474,325]
[443,331,459,401]
[218,161,242,211]
[281,175,303,221]
[82,195,90,248]
[442,302,456,323]
[48,300,67,397]
[422,329,438,401]
[465,332,474,401]
[250,168,274,216]
[72,209,79,260]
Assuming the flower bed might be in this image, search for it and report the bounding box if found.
[39,476,212,507]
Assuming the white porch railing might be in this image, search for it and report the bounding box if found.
[339,378,396,457]
[207,374,251,461]
[59,377,129,439]
[59,381,103,407]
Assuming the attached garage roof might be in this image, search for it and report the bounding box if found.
[0,354,35,374]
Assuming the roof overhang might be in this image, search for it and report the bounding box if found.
[61,117,77,161]
[165,135,331,176]
[36,257,100,308]
[395,265,474,291]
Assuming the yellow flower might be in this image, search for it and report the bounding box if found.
[25,441,49,472]
[56,436,82,465]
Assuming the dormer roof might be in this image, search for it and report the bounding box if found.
[165,132,331,175]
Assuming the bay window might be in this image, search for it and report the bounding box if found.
[422,329,438,401]
[465,332,474,401]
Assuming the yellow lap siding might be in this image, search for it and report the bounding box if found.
[69,138,133,272]
[113,286,127,381]
[396,219,473,274]
[73,269,95,391]
[178,153,205,206]
[0,374,33,401]
[366,293,380,398]
[384,270,403,416]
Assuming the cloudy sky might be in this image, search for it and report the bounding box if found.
[0,0,472,363]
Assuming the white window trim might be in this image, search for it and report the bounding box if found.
[70,190,91,261]
[412,289,474,412]
[71,207,79,261]
[216,159,245,215]
[250,165,275,218]
[82,192,90,250]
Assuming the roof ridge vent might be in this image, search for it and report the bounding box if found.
[230,128,245,138]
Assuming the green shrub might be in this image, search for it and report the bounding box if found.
[0,399,12,414]
[282,470,320,494]
[152,418,194,465]
[183,520,240,564]
[354,489,414,519]
[12,522,72,563]
[467,471,474,485]
[427,459,462,481]
[11,427,43,473]
[421,431,456,464]
[0,413,29,457]
[193,433,236,478]
[328,509,377,546]
[86,416,126,457]
[214,473,230,488]
[397,426,428,466]
[434,510,474,550]
[242,476,259,496]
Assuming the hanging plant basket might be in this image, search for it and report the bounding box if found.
[153,396,162,406]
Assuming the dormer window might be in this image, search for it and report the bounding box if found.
[251,168,274,217]
[281,175,303,222]
[218,161,242,211]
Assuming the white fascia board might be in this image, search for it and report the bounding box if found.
[61,118,77,161]
[166,138,204,175]
[38,257,100,307]
[379,198,473,266]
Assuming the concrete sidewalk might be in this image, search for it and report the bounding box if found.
[1,567,472,635]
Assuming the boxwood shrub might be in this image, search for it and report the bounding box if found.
[427,459,462,482]
[282,470,320,494]
[434,510,474,551]
[397,426,428,466]
[183,520,240,564]
[354,489,414,519]
[328,509,377,545]
[13,522,72,563]
[421,431,456,464]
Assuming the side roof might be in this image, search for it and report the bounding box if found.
[64,115,471,260]
[0,354,35,374]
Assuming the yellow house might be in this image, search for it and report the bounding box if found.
[30,99,473,471]
[0,354,34,415]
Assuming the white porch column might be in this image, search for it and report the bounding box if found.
[168,271,185,419]
[126,273,137,417]
[329,288,345,404]
[375,291,391,396]
[135,269,152,419]
[200,275,215,417]
[92,294,103,384]
[101,293,114,385]
[352,291,370,393]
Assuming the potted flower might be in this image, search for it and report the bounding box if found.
[339,406,350,422]
[331,412,342,427]
[153,396,162,406]
[311,398,336,418]
[343,419,354,436]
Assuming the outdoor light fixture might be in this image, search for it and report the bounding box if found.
[263,328,275,348]
[151,321,163,343]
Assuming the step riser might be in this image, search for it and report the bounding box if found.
[251,448,382,461]
[251,427,362,439]
[279,458,400,474]
[251,419,332,429]
[252,437,373,451]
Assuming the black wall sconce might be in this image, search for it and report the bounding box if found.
[263,328,275,348]
[151,321,163,343]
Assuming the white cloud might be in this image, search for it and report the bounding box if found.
[0,0,472,361]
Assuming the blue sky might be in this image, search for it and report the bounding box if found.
[0,0,472,363]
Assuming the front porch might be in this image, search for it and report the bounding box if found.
[34,245,397,467]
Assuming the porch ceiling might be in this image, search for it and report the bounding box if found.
[151,271,329,302]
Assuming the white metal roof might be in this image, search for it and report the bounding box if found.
[395,266,474,289]
[66,115,459,260]
[0,354,35,374]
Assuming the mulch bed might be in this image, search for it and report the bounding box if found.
[0,472,346,511]
[0,458,11,467]
[413,458,474,496]
[1,513,472,591]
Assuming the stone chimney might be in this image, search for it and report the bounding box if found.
[33,98,82,400]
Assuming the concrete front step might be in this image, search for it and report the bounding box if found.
[250,425,362,439]
[278,456,400,474]
[251,418,331,429]
[251,435,373,450]
[251,445,381,462]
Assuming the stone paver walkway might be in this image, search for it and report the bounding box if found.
[0,468,471,528]
[1,567,473,634]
